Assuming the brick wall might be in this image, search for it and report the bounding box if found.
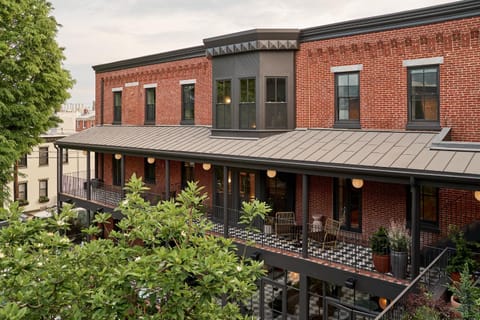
[296,17,480,141]
[95,57,212,126]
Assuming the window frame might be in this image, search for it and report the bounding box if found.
[18,154,27,168]
[333,178,362,233]
[181,83,195,125]
[39,179,48,198]
[144,158,156,184]
[39,146,48,166]
[215,79,232,129]
[334,71,360,129]
[113,91,122,124]
[18,182,27,201]
[406,65,440,130]
[144,87,156,124]
[239,77,256,130]
[62,148,68,164]
[265,77,288,129]
[407,185,439,232]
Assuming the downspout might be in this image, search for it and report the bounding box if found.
[100,78,104,125]
[55,145,63,210]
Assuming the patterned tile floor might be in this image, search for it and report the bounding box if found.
[211,223,376,274]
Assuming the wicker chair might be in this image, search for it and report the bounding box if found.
[275,211,296,238]
[322,217,341,249]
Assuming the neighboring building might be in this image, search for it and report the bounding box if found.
[9,108,94,216]
[76,108,95,132]
[56,1,480,318]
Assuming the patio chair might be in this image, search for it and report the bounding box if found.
[275,211,296,238]
[322,217,341,250]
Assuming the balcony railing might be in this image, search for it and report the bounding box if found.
[374,247,454,320]
[61,172,173,208]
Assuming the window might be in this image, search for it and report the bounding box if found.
[18,154,27,168]
[239,78,256,129]
[334,178,362,232]
[407,186,439,230]
[113,91,122,124]
[335,72,360,127]
[18,182,27,201]
[215,80,232,129]
[408,66,439,129]
[145,87,156,124]
[112,155,122,186]
[181,162,195,190]
[266,77,287,129]
[62,148,68,164]
[39,147,48,166]
[144,158,155,184]
[82,120,86,129]
[39,179,48,198]
[76,121,81,129]
[181,84,195,124]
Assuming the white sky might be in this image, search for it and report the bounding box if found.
[49,0,458,105]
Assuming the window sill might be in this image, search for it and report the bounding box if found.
[333,121,361,129]
[180,120,194,125]
[406,122,441,131]
[112,121,122,125]
[144,121,155,125]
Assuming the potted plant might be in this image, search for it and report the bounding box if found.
[447,225,478,283]
[387,220,411,279]
[370,226,390,273]
[448,263,480,319]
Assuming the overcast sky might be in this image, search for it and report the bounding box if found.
[49,0,458,106]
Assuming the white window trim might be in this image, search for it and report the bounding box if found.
[112,87,123,92]
[403,57,444,67]
[143,83,157,89]
[179,79,196,85]
[330,64,363,73]
[125,81,139,87]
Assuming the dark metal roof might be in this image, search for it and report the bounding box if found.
[92,45,205,73]
[300,0,480,42]
[56,126,480,187]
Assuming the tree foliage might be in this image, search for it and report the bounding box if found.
[0,0,73,198]
[0,176,265,319]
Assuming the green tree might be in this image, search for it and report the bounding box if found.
[0,0,73,200]
[0,176,265,319]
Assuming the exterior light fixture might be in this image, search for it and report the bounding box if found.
[147,157,155,164]
[202,163,211,171]
[378,297,388,310]
[351,178,364,189]
[266,169,277,178]
[114,153,122,160]
[475,191,480,202]
[224,96,231,104]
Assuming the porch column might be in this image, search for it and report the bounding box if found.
[120,155,125,198]
[165,160,170,200]
[223,166,229,238]
[57,146,63,209]
[410,177,420,278]
[299,274,309,319]
[302,174,309,258]
[86,151,91,200]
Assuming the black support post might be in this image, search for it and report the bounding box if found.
[223,166,229,238]
[86,151,91,200]
[165,160,170,200]
[302,174,309,258]
[410,177,420,278]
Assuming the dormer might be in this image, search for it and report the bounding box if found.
[204,29,299,138]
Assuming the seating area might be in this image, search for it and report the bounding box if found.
[273,212,341,249]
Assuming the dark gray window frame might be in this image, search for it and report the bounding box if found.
[39,179,48,198]
[215,79,232,129]
[406,65,440,131]
[239,77,256,130]
[144,158,156,184]
[407,185,439,232]
[181,83,195,125]
[113,91,122,125]
[18,182,27,201]
[265,77,288,129]
[144,87,156,124]
[39,147,48,166]
[18,154,27,168]
[334,72,361,129]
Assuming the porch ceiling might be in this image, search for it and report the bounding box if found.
[55,125,480,187]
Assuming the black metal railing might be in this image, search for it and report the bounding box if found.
[374,247,453,320]
[61,172,171,208]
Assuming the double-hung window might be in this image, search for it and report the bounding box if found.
[18,182,27,202]
[113,91,122,124]
[145,87,155,124]
[407,66,440,129]
[266,77,287,129]
[335,72,360,127]
[39,179,48,198]
[18,154,27,168]
[239,78,256,129]
[216,80,232,129]
[39,147,48,166]
[181,83,195,124]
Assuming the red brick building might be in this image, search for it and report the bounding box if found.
[57,1,480,318]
